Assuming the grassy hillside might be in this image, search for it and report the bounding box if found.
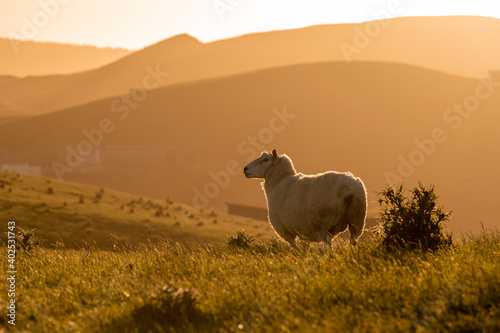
[1,231,498,332]
[0,170,275,248]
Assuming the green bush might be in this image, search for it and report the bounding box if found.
[377,183,453,251]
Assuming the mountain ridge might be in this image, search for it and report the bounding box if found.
[0,16,498,117]
[0,38,132,77]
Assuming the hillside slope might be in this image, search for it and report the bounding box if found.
[0,170,274,248]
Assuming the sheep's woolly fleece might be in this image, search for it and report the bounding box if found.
[244,149,367,247]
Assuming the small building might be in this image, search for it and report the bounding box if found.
[226,203,268,221]
[1,163,41,176]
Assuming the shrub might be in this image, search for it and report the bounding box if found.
[15,227,43,252]
[226,230,255,248]
[95,191,103,200]
[376,182,453,251]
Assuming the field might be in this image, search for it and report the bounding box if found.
[0,170,275,248]
[1,230,499,332]
[0,171,499,332]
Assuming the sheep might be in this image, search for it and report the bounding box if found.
[243,149,367,247]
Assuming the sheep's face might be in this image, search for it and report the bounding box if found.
[244,150,276,178]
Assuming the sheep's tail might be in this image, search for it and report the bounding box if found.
[346,180,367,244]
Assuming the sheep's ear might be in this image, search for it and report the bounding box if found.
[272,149,278,160]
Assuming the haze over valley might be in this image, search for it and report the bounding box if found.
[1,16,499,236]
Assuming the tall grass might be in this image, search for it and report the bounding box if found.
[1,230,499,332]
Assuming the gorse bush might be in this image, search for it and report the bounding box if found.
[377,183,453,251]
[15,227,43,252]
[226,230,255,248]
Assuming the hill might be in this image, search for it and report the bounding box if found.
[0,170,275,248]
[0,61,498,234]
[0,16,499,115]
[0,38,131,77]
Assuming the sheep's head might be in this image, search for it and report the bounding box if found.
[243,149,278,179]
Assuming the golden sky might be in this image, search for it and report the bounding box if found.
[1,0,499,49]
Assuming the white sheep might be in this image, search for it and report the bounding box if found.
[244,149,367,247]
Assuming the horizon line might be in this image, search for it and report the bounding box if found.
[2,14,498,51]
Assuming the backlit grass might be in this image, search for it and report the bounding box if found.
[1,230,498,332]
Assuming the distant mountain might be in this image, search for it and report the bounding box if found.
[0,38,131,77]
[0,16,499,116]
[0,34,203,116]
[0,61,498,235]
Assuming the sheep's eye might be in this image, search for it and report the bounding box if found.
[262,158,269,163]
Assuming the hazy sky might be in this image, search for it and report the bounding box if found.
[1,0,499,49]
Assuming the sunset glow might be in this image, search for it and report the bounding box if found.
[1,0,500,49]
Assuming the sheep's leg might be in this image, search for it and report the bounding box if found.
[348,224,361,245]
[271,222,297,248]
[321,233,332,249]
[279,231,297,248]
[344,194,366,245]
[328,219,348,239]
[283,235,297,248]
